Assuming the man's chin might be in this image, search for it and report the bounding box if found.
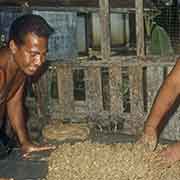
[24,69,37,76]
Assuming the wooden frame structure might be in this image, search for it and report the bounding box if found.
[27,0,180,140]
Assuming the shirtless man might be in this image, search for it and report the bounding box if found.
[140,58,180,163]
[0,13,56,164]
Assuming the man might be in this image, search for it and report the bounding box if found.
[140,59,180,163]
[0,13,56,162]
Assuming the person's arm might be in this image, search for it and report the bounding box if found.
[7,80,56,158]
[6,81,30,146]
[144,59,180,132]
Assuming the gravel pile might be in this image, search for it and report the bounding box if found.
[47,141,180,180]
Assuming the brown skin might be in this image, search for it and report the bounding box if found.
[141,59,180,163]
[0,32,56,160]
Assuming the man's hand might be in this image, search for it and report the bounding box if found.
[136,126,158,152]
[21,143,57,159]
[160,142,180,163]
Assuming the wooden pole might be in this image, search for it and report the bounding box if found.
[99,0,111,61]
[135,0,145,57]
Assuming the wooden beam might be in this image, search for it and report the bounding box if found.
[99,0,111,61]
[135,0,145,57]
[53,56,176,68]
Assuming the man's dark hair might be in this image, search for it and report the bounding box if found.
[8,14,54,46]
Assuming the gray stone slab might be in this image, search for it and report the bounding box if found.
[0,149,48,180]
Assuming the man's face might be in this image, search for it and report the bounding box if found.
[12,32,48,76]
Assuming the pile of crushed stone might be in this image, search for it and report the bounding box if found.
[47,141,180,180]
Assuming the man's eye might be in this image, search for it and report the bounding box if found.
[30,53,38,58]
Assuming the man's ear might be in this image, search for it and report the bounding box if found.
[9,40,18,54]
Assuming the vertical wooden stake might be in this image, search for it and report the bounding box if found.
[99,0,111,60]
[135,0,145,57]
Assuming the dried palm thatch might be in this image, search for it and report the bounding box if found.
[47,141,180,180]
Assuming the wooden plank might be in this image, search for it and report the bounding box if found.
[125,65,145,135]
[0,0,153,9]
[99,0,111,60]
[0,6,140,13]
[54,56,176,68]
[56,64,74,119]
[146,66,164,111]
[109,63,123,113]
[135,0,145,57]
[85,66,103,113]
[129,65,144,115]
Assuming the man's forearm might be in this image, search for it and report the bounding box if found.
[7,99,30,145]
[144,77,179,131]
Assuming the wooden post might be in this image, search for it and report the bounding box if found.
[109,63,124,114]
[86,66,103,113]
[129,65,144,115]
[128,65,145,134]
[146,66,164,111]
[135,0,145,57]
[99,0,111,60]
[56,64,74,119]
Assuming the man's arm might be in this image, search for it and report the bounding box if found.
[7,80,56,158]
[6,81,30,146]
[144,59,180,134]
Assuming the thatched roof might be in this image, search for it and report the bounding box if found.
[0,0,155,9]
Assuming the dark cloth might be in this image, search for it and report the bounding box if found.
[0,129,15,159]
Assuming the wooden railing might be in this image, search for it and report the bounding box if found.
[28,56,180,140]
[54,56,175,114]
